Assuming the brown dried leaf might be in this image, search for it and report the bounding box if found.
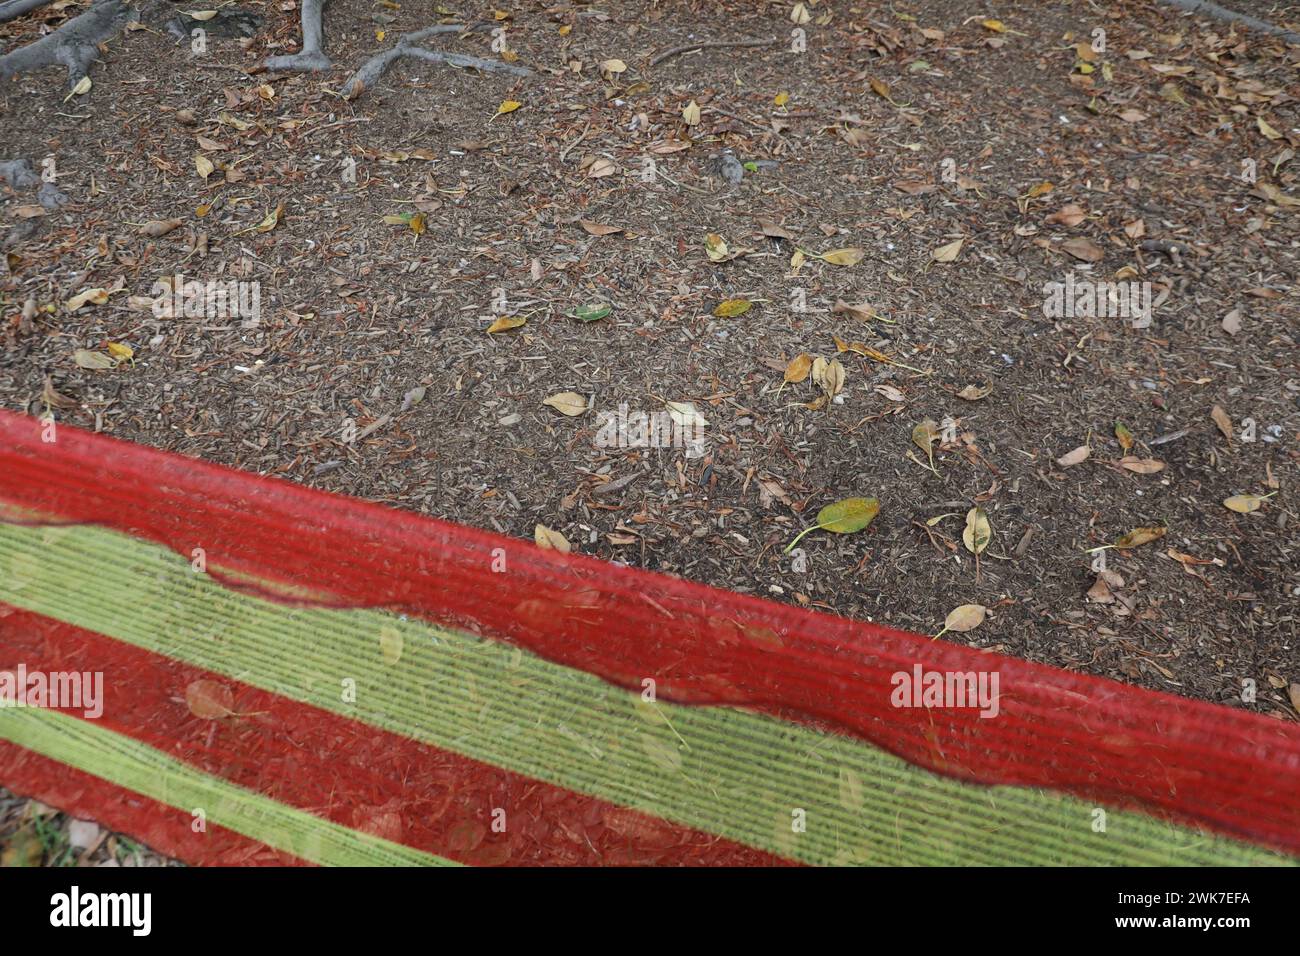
[1061,237,1104,262]
[1056,444,1090,468]
[185,679,235,719]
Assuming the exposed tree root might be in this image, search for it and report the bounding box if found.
[0,158,67,209]
[1157,0,1300,44]
[341,24,531,100]
[0,0,136,85]
[262,0,330,72]
[0,0,54,25]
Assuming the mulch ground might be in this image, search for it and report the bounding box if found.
[1,0,1298,859]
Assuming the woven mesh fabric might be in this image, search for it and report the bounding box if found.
[0,409,1296,865]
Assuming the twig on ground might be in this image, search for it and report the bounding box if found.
[649,36,775,68]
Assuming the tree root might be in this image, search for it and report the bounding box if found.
[0,158,67,209]
[340,24,531,100]
[0,0,136,85]
[262,0,331,72]
[1157,0,1300,44]
[0,0,54,25]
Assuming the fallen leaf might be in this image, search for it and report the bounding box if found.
[1118,457,1165,474]
[785,497,880,553]
[783,353,812,385]
[534,524,572,553]
[713,299,752,317]
[486,315,526,333]
[1061,237,1104,262]
[820,247,865,266]
[931,238,964,262]
[72,349,115,370]
[139,218,183,238]
[1210,405,1234,442]
[65,288,110,311]
[1221,309,1242,336]
[1045,204,1087,227]
[495,99,522,117]
[1115,422,1134,453]
[106,342,133,362]
[1056,444,1090,468]
[254,204,283,233]
[831,300,878,321]
[956,383,991,401]
[934,603,987,639]
[185,679,235,719]
[682,100,701,126]
[570,302,612,322]
[1223,493,1271,514]
[704,233,730,262]
[1114,526,1166,549]
[195,153,215,180]
[579,220,622,236]
[665,400,708,430]
[1086,575,1115,603]
[963,507,991,554]
[912,419,939,472]
[542,391,588,416]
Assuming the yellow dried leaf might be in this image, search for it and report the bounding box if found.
[784,353,812,384]
[712,299,752,318]
[1223,494,1271,514]
[486,315,526,334]
[1115,526,1166,549]
[254,204,284,233]
[1115,422,1134,453]
[682,100,701,126]
[1258,117,1282,141]
[963,507,991,554]
[486,316,525,335]
[534,524,572,553]
[820,247,865,266]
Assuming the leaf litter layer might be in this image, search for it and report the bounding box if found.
[1,0,1297,723]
